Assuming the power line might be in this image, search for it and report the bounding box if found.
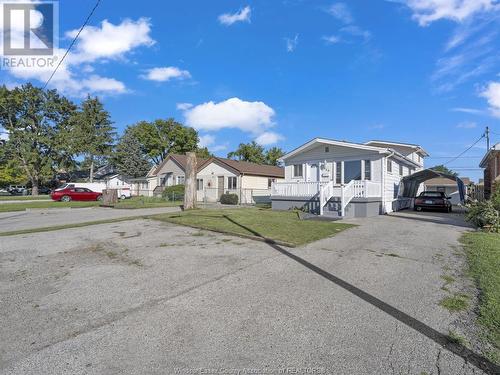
[427,156,483,159]
[43,0,101,89]
[443,134,485,166]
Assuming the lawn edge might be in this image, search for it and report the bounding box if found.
[151,215,298,248]
[0,216,151,237]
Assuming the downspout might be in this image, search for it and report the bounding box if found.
[382,151,395,214]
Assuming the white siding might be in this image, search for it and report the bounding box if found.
[241,175,283,189]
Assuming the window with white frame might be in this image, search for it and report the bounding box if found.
[268,178,275,188]
[176,176,185,185]
[335,161,341,184]
[293,164,303,178]
[364,160,371,180]
[387,159,392,173]
[227,176,237,190]
[399,164,403,176]
[196,179,203,191]
[344,160,362,183]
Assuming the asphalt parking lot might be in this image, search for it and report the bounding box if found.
[0,208,494,375]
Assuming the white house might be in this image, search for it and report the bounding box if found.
[130,154,285,204]
[271,138,428,218]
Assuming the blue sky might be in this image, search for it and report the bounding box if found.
[2,0,500,181]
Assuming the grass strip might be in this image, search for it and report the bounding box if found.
[0,216,149,237]
[151,207,354,247]
[460,232,500,364]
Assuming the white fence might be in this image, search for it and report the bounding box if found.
[272,180,382,198]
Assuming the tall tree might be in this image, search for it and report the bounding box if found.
[112,128,152,178]
[0,142,27,186]
[265,147,285,166]
[0,84,77,195]
[129,118,198,164]
[73,96,115,182]
[430,164,458,177]
[227,141,266,164]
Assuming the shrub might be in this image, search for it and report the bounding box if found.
[220,193,238,205]
[162,184,185,201]
[465,200,500,232]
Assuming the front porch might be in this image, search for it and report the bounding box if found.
[271,180,382,218]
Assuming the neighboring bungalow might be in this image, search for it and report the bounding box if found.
[271,138,428,218]
[130,154,284,203]
[479,142,500,199]
[424,177,471,205]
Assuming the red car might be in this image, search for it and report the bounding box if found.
[51,187,102,202]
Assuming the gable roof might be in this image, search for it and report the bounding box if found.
[150,154,284,178]
[365,140,429,156]
[150,154,210,176]
[281,137,389,161]
[211,157,284,178]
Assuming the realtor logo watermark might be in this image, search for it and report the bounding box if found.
[2,1,58,68]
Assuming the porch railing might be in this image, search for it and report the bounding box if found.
[271,180,381,198]
[271,181,323,197]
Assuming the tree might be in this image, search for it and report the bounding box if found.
[112,128,152,178]
[73,96,115,182]
[195,147,212,159]
[129,118,198,164]
[227,141,266,164]
[265,147,285,166]
[0,84,77,195]
[430,164,458,177]
[0,142,27,186]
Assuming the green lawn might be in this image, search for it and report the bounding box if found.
[0,195,50,201]
[113,196,181,209]
[461,232,500,363]
[152,208,354,246]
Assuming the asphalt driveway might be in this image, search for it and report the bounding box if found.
[0,209,495,374]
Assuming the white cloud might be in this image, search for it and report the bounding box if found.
[183,97,275,134]
[218,6,251,26]
[285,34,299,52]
[456,121,477,128]
[255,131,284,146]
[326,3,353,24]
[1,15,154,96]
[322,35,342,44]
[393,0,498,26]
[340,25,372,42]
[451,107,487,115]
[80,75,127,94]
[198,134,215,148]
[480,81,500,117]
[176,102,193,110]
[141,67,191,82]
[66,18,154,64]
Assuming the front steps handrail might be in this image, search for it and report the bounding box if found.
[319,180,334,215]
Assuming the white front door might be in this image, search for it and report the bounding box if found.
[309,164,319,182]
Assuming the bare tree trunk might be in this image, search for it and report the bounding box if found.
[89,156,94,183]
[31,177,39,196]
[184,152,197,210]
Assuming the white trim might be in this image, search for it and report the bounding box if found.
[365,140,429,157]
[280,138,389,161]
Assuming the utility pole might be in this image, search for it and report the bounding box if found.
[485,126,490,150]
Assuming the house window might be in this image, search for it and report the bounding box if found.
[399,164,403,176]
[227,176,237,190]
[176,176,185,185]
[196,179,203,191]
[268,178,275,188]
[364,160,371,180]
[325,146,330,153]
[335,161,341,184]
[293,164,303,178]
[387,159,392,173]
[344,160,362,183]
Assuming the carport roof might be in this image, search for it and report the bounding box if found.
[400,169,466,202]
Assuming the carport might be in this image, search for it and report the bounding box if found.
[394,169,466,211]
